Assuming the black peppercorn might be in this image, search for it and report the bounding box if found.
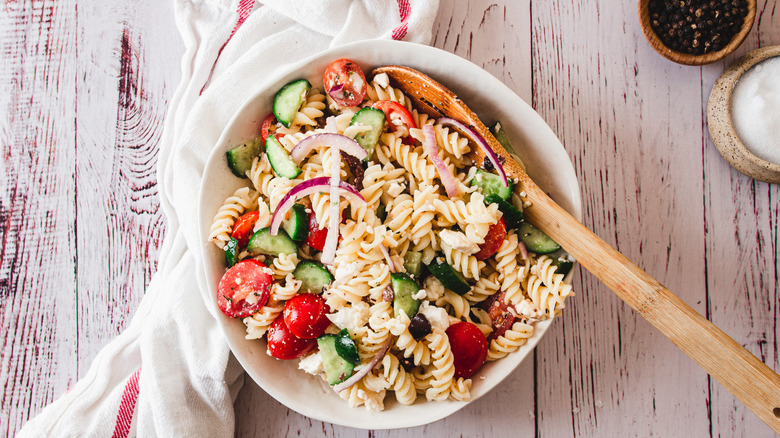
[648,0,748,55]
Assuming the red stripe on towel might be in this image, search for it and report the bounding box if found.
[200,0,257,95]
[392,0,411,40]
[112,368,141,438]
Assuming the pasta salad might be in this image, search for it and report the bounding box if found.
[208,59,575,411]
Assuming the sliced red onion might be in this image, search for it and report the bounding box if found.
[380,245,395,272]
[423,124,460,198]
[289,133,368,164]
[332,336,393,393]
[321,150,342,265]
[327,83,345,101]
[437,117,508,187]
[518,241,529,260]
[270,177,365,235]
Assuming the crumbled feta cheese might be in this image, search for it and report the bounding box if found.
[411,289,427,300]
[418,301,450,332]
[327,301,370,332]
[373,72,389,89]
[335,261,363,282]
[298,352,323,375]
[260,267,274,276]
[423,276,445,301]
[515,299,543,320]
[439,230,481,255]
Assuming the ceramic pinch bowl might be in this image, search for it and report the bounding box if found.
[707,45,780,184]
[638,0,756,66]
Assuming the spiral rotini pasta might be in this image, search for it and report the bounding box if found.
[423,328,455,401]
[487,321,535,361]
[208,187,259,249]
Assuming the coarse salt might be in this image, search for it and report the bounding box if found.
[731,56,780,164]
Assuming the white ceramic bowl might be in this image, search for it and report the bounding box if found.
[198,39,582,429]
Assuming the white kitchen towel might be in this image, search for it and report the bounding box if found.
[18,1,438,437]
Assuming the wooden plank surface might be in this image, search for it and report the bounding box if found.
[1,1,79,436]
[2,0,779,436]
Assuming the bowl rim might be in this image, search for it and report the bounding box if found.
[707,46,780,183]
[637,0,757,66]
[197,39,583,429]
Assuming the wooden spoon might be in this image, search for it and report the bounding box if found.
[371,65,780,433]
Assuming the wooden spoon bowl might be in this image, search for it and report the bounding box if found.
[370,65,780,433]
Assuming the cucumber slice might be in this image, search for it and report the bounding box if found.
[226,137,262,178]
[333,329,360,366]
[266,136,301,178]
[484,194,524,230]
[470,169,513,201]
[246,227,298,256]
[292,261,334,294]
[489,121,516,155]
[402,251,423,278]
[349,107,385,157]
[425,257,471,295]
[317,334,356,385]
[550,252,575,277]
[518,222,561,254]
[224,237,239,267]
[391,273,421,318]
[273,79,311,128]
[283,203,308,242]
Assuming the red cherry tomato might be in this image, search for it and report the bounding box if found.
[473,218,507,261]
[372,100,417,134]
[305,211,329,251]
[260,113,276,144]
[323,59,367,107]
[283,294,332,339]
[267,314,316,360]
[446,322,488,379]
[231,211,260,247]
[217,259,273,318]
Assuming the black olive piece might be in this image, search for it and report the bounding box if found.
[399,356,415,372]
[409,313,432,341]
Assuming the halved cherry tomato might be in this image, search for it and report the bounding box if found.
[372,100,417,134]
[260,113,276,144]
[267,314,316,360]
[473,218,507,261]
[217,259,273,318]
[446,322,488,378]
[231,211,260,247]
[323,59,367,107]
[485,292,516,341]
[283,294,331,339]
[305,211,328,251]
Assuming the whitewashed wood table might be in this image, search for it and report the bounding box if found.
[2,0,778,436]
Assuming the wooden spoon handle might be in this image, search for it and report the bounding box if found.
[524,180,780,433]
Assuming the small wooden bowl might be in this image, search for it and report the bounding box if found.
[707,46,780,183]
[638,0,756,66]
